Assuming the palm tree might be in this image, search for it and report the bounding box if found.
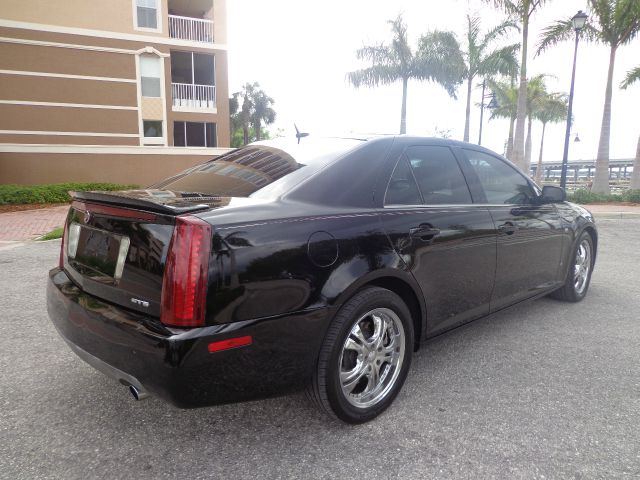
[251,90,276,142]
[533,93,568,183]
[348,15,465,134]
[523,75,549,172]
[621,66,640,190]
[484,0,551,169]
[537,0,640,193]
[231,82,276,146]
[487,77,518,158]
[460,15,519,142]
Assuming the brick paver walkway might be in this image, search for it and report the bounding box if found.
[0,205,69,241]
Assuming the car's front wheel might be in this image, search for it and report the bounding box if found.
[550,231,595,302]
[308,287,413,423]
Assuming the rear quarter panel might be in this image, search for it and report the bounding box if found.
[202,206,415,326]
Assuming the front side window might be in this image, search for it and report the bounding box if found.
[139,55,161,97]
[136,0,158,29]
[463,149,536,205]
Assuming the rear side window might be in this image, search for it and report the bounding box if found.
[463,149,536,205]
[385,158,422,205]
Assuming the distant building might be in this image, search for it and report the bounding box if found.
[0,0,232,185]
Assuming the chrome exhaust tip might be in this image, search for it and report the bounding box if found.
[129,385,149,401]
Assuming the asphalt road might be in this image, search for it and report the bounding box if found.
[1,219,639,479]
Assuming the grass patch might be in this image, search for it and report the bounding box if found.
[568,189,640,204]
[38,227,64,241]
[0,183,139,206]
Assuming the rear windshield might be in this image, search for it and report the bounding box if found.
[154,137,364,198]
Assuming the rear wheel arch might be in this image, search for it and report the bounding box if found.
[328,272,426,350]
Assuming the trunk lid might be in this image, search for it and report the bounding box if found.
[62,190,223,318]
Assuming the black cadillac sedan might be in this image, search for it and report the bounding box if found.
[47,136,597,423]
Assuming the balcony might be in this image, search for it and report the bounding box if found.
[172,83,216,111]
[169,15,214,43]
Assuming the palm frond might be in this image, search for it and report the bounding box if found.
[481,19,520,46]
[486,78,518,120]
[356,45,394,64]
[482,0,521,16]
[416,30,465,98]
[536,19,575,56]
[477,43,519,78]
[533,92,568,124]
[621,65,640,89]
[347,65,401,88]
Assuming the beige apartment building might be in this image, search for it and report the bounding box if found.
[0,0,232,185]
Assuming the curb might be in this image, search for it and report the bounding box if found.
[593,212,640,219]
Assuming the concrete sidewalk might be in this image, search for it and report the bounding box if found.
[0,202,638,244]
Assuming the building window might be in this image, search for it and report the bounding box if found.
[139,55,161,97]
[174,122,216,147]
[135,0,158,29]
[170,52,216,110]
[143,120,163,137]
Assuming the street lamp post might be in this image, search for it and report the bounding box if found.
[560,10,588,190]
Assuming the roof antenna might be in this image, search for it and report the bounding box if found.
[294,123,309,144]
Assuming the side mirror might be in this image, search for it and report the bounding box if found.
[540,185,566,204]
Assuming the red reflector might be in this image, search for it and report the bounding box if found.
[208,336,253,353]
[161,215,212,328]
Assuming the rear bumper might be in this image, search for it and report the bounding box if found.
[47,268,330,408]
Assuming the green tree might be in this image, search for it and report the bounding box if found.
[460,15,519,142]
[523,74,549,172]
[347,14,464,134]
[487,77,518,158]
[533,93,568,182]
[251,90,276,142]
[485,0,551,169]
[621,66,640,190]
[230,82,276,146]
[537,0,640,193]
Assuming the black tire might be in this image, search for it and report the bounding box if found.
[307,287,414,424]
[550,231,594,302]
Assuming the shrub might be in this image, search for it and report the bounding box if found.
[567,189,614,204]
[621,189,640,203]
[567,188,640,204]
[0,183,139,205]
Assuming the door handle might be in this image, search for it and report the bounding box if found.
[498,222,518,235]
[409,224,440,241]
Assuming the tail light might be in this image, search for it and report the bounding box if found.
[161,215,212,328]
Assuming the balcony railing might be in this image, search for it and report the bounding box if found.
[172,83,216,111]
[169,14,214,43]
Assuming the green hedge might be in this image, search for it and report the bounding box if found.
[568,189,640,204]
[0,183,139,205]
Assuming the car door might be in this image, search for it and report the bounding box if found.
[379,144,497,336]
[456,148,565,311]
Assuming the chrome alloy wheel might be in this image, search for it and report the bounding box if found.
[338,308,406,409]
[574,238,592,295]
